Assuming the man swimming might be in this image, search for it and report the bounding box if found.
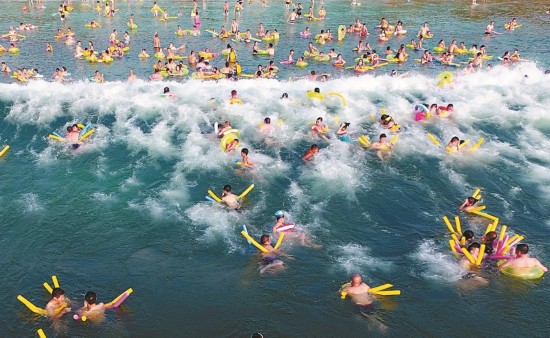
[302,144,319,161]
[459,196,478,212]
[46,288,71,319]
[499,244,548,272]
[75,291,105,322]
[221,184,241,209]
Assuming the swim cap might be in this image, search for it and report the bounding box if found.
[274,210,285,218]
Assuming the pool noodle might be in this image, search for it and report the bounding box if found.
[240,231,268,253]
[242,225,251,245]
[17,295,48,315]
[207,190,222,203]
[454,216,462,234]
[105,288,133,309]
[0,145,9,157]
[476,244,486,265]
[274,232,285,249]
[427,133,441,146]
[37,329,46,338]
[368,284,393,293]
[443,216,455,234]
[52,276,59,288]
[238,184,254,199]
[43,282,53,294]
[460,247,476,264]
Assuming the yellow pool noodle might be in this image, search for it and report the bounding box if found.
[79,129,95,141]
[368,284,393,293]
[470,137,485,150]
[372,290,401,296]
[459,139,470,149]
[427,133,441,146]
[460,247,476,264]
[470,210,498,221]
[454,216,462,234]
[505,235,519,246]
[443,216,455,234]
[476,244,486,266]
[104,288,133,307]
[277,118,283,127]
[207,190,222,203]
[17,295,47,315]
[490,218,499,232]
[48,134,66,142]
[52,276,59,288]
[340,291,347,299]
[274,232,285,249]
[240,231,268,253]
[238,184,255,199]
[390,134,399,144]
[326,92,347,107]
[469,205,486,212]
[43,282,53,294]
[0,145,9,157]
[449,239,458,253]
[460,236,466,246]
[451,234,460,244]
[484,223,492,235]
[472,188,481,198]
[499,225,508,241]
[37,329,46,338]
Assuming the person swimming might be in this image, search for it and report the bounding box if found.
[221,184,241,209]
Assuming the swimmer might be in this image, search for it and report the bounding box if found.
[127,69,137,82]
[163,87,176,99]
[458,243,489,286]
[499,244,548,272]
[462,230,475,246]
[446,136,460,153]
[311,117,329,141]
[150,68,162,81]
[46,288,71,319]
[65,124,82,146]
[240,148,254,168]
[336,122,351,142]
[302,144,319,161]
[75,291,105,322]
[370,133,393,159]
[225,138,239,152]
[341,274,372,306]
[260,117,274,135]
[258,234,287,274]
[459,196,478,212]
[481,231,497,255]
[221,184,241,209]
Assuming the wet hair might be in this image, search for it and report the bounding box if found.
[231,89,237,95]
[281,93,288,99]
[264,117,271,124]
[380,133,387,139]
[516,243,529,254]
[484,231,497,243]
[467,197,477,205]
[85,291,97,305]
[311,144,318,149]
[164,87,170,93]
[241,148,249,155]
[314,87,320,93]
[310,70,316,75]
[463,230,474,240]
[260,234,270,245]
[451,136,459,142]
[223,185,231,192]
[468,242,481,252]
[51,288,65,299]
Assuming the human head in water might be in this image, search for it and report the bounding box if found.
[164,87,170,93]
[223,185,232,192]
[314,87,320,93]
[85,291,97,305]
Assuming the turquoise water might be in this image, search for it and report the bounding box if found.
[1,0,550,337]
